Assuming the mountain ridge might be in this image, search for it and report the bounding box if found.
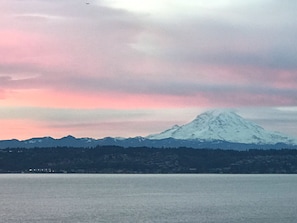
[1,110,297,150]
[1,136,297,151]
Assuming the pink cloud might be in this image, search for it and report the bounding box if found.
[1,1,296,110]
[0,119,50,140]
[0,89,6,99]
[1,1,297,139]
[270,70,297,89]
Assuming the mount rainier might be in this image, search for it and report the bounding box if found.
[147,110,297,145]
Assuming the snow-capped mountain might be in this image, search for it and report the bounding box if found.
[147,110,297,145]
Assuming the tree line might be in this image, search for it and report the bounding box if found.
[1,146,297,173]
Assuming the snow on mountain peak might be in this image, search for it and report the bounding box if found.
[147,110,297,145]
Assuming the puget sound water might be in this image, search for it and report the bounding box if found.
[0,174,297,223]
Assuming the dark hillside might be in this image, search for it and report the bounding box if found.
[1,146,297,173]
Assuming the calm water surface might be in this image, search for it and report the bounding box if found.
[0,174,296,223]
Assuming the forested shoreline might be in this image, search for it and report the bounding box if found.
[1,146,297,174]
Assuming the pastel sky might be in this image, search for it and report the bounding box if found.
[1,0,297,140]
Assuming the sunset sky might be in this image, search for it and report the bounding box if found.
[1,0,297,140]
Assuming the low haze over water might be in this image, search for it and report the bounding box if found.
[1,174,297,223]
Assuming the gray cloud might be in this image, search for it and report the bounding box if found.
[237,106,297,137]
[144,0,297,73]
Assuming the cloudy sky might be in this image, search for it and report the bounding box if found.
[1,0,297,140]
